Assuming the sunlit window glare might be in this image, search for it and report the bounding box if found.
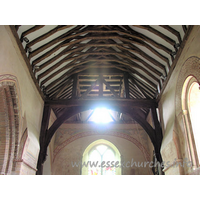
[89,108,113,123]
[188,82,200,157]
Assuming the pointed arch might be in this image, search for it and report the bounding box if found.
[82,139,121,175]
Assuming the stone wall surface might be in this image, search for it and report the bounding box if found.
[0,26,44,174]
[159,26,200,175]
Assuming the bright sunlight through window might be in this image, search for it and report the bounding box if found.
[89,108,114,123]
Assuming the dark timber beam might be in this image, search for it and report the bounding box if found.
[80,78,99,99]
[51,78,73,99]
[72,74,78,98]
[26,25,73,48]
[102,78,119,98]
[45,98,157,108]
[151,106,164,174]
[133,25,176,46]
[36,105,51,175]
[37,105,159,175]
[124,73,130,98]
[20,25,45,41]
[159,25,182,44]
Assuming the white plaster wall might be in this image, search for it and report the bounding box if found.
[0,26,44,173]
[159,26,200,174]
[51,123,153,175]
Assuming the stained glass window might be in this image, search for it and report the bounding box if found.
[88,144,116,175]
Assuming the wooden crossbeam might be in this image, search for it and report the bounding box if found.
[37,51,162,81]
[102,77,119,98]
[29,34,171,61]
[45,98,157,108]
[80,78,99,99]
[38,55,159,88]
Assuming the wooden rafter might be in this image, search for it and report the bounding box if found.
[132,25,176,46]
[51,78,73,99]
[20,25,45,40]
[159,25,182,44]
[13,25,189,108]
[26,25,74,48]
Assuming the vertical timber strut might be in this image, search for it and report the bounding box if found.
[36,105,51,175]
[151,106,164,175]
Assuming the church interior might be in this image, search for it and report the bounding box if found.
[0,25,200,175]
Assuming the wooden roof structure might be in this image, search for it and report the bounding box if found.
[10,25,194,174]
[12,25,192,120]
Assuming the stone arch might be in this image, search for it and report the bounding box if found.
[175,56,200,173]
[52,131,150,163]
[0,74,21,174]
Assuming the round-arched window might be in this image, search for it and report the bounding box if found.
[182,76,200,168]
[188,81,200,160]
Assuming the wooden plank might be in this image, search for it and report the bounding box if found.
[26,25,74,48]
[129,86,142,99]
[80,78,99,99]
[182,25,187,34]
[30,34,172,60]
[102,78,119,98]
[159,25,182,44]
[157,26,194,102]
[29,25,85,58]
[51,78,72,99]
[38,56,159,87]
[72,74,78,98]
[123,73,129,98]
[20,25,45,40]
[36,104,51,175]
[122,25,172,53]
[45,98,158,108]
[129,76,149,99]
[133,25,176,46]
[117,48,163,76]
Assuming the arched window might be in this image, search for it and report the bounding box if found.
[82,139,121,175]
[88,144,116,175]
[182,76,200,168]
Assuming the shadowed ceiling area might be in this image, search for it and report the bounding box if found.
[14,25,189,118]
